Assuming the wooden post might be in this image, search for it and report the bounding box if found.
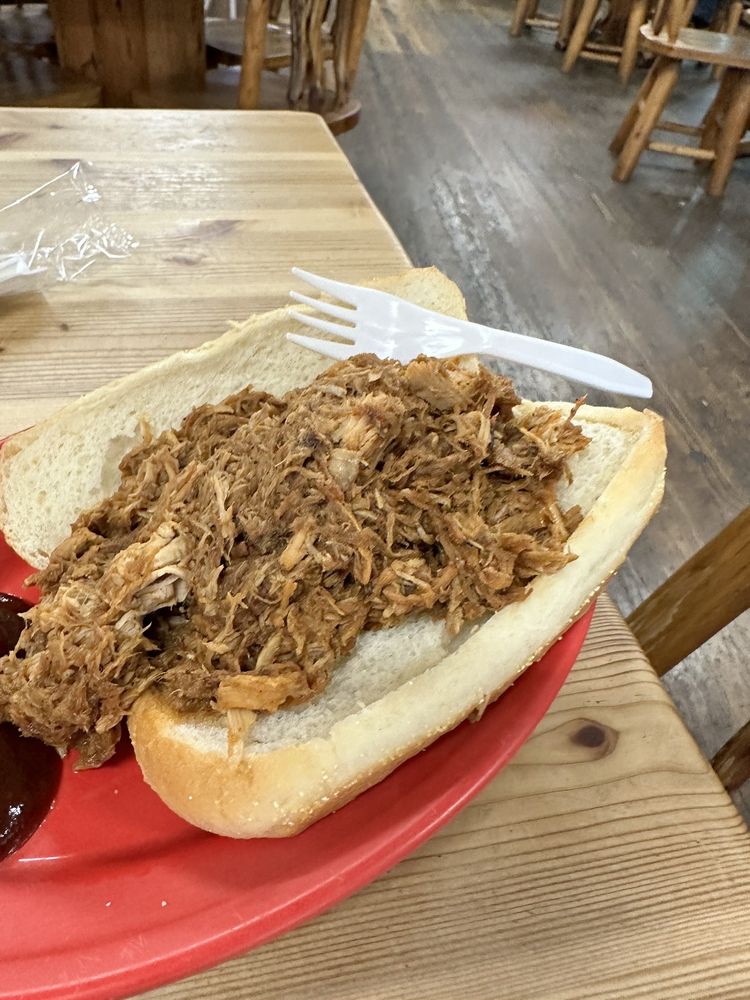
[49,0,205,106]
[47,0,98,83]
[143,1,205,94]
[238,0,271,109]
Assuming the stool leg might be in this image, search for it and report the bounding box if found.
[510,0,534,36]
[619,0,647,85]
[700,68,736,158]
[713,1,742,81]
[610,57,661,154]
[557,0,580,47]
[561,0,601,72]
[707,69,750,196]
[612,59,680,182]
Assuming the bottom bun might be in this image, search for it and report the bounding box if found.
[129,405,665,838]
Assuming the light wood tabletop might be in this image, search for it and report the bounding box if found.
[2,109,750,1000]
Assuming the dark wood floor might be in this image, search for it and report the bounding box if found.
[340,0,750,813]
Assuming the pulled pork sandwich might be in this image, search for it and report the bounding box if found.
[0,268,665,837]
[1,356,587,768]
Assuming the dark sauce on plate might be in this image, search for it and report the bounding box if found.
[0,593,62,861]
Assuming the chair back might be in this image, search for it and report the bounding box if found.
[628,506,750,676]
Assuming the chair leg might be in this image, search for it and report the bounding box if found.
[612,59,680,182]
[707,69,750,196]
[510,0,534,36]
[618,0,648,85]
[610,57,661,155]
[561,0,601,72]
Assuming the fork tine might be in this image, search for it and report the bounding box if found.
[289,290,357,323]
[291,267,360,306]
[289,309,357,342]
[286,332,358,361]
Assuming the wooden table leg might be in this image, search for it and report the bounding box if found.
[238,0,271,109]
[707,68,750,195]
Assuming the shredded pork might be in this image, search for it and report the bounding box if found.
[0,356,588,767]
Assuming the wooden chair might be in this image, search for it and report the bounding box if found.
[609,0,750,195]
[628,507,750,790]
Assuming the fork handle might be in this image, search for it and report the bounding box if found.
[422,317,652,398]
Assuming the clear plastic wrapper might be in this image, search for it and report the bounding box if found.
[0,162,137,297]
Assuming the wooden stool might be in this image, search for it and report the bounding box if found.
[609,0,750,196]
[560,0,652,83]
[629,508,750,790]
[509,0,582,49]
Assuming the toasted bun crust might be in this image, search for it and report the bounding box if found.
[129,405,665,837]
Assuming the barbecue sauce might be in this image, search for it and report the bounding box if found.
[0,594,61,861]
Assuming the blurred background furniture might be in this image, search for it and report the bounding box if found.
[0,1,99,105]
[629,507,750,789]
[610,0,750,194]
[0,1,371,131]
[510,0,581,49]
[511,0,653,82]
[131,0,370,133]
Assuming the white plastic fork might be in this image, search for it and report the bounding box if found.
[286,267,653,398]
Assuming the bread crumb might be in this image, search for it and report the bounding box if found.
[161,900,167,907]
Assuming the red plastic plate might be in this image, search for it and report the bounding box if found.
[0,533,593,1000]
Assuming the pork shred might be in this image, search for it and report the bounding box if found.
[0,356,588,767]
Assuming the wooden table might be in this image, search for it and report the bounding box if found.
[2,109,750,999]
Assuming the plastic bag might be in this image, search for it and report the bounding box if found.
[0,162,137,297]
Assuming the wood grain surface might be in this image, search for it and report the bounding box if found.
[2,104,749,998]
[338,0,750,818]
[141,599,750,1000]
[0,107,408,435]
